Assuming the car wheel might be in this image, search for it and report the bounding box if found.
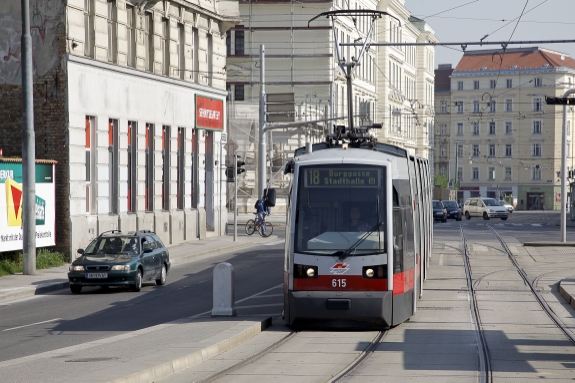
[501,217,508,220]
[70,285,82,294]
[156,264,167,286]
[465,211,471,220]
[132,269,142,292]
[483,212,490,220]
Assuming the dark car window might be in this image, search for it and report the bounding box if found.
[443,201,458,208]
[144,235,158,250]
[433,201,443,209]
[151,234,165,249]
[483,198,499,206]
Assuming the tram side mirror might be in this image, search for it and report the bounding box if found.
[284,159,294,174]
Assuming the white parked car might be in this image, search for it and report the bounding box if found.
[499,200,514,213]
[463,197,509,220]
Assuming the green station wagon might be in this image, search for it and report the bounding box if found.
[68,230,171,293]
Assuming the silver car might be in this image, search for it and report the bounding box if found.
[499,200,514,213]
[463,197,509,220]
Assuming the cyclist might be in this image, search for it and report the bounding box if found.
[255,198,271,234]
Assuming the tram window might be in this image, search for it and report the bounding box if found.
[294,165,387,256]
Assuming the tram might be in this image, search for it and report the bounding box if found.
[282,127,432,328]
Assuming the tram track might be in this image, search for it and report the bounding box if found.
[460,225,575,383]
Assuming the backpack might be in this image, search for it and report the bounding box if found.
[254,200,260,209]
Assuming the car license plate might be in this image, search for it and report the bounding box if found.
[86,273,108,279]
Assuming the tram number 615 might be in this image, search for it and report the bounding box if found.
[332,278,346,288]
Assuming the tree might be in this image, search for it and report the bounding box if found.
[434,173,449,189]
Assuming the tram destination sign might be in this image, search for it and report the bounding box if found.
[304,167,381,188]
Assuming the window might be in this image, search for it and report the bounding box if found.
[145,123,154,211]
[85,116,95,214]
[472,122,479,136]
[440,145,446,157]
[505,99,513,112]
[534,77,542,87]
[108,119,119,214]
[533,120,542,134]
[457,144,463,158]
[472,145,480,157]
[235,29,244,55]
[145,12,154,72]
[505,144,512,157]
[505,121,513,134]
[127,121,137,212]
[440,124,447,135]
[178,23,185,79]
[458,81,463,90]
[533,98,542,111]
[474,80,479,90]
[457,122,463,136]
[532,165,541,180]
[162,126,170,210]
[506,79,512,88]
[440,166,447,176]
[472,167,479,180]
[107,1,117,63]
[126,5,136,68]
[489,122,496,135]
[177,128,185,210]
[532,143,541,157]
[84,0,95,58]
[473,100,480,113]
[505,167,512,180]
[162,18,170,76]
[456,101,463,114]
[488,167,495,180]
[490,80,496,89]
[489,100,496,113]
[457,167,463,182]
[489,144,495,157]
[234,85,244,101]
[226,30,231,56]
[440,101,446,114]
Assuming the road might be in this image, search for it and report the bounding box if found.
[0,235,286,362]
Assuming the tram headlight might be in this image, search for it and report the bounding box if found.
[362,265,387,279]
[294,264,318,278]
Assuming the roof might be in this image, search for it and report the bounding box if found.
[454,47,575,73]
[434,66,453,92]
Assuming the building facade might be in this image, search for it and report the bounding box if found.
[440,47,575,209]
[225,0,437,210]
[0,0,239,256]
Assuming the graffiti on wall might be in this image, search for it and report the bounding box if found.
[0,0,65,84]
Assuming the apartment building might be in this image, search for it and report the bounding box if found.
[225,0,437,207]
[434,63,454,188]
[0,0,239,255]
[443,47,575,210]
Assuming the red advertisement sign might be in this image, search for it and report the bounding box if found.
[196,95,224,130]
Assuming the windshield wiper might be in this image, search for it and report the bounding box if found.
[335,221,384,261]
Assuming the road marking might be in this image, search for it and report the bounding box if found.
[3,318,61,332]
[264,239,285,246]
[531,223,543,226]
[235,303,283,309]
[438,254,444,265]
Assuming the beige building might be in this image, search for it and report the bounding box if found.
[225,0,437,210]
[0,0,239,255]
[436,47,575,210]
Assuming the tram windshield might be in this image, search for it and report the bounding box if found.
[294,164,387,256]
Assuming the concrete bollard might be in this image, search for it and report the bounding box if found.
[211,262,237,316]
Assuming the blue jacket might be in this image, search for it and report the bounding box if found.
[256,199,270,215]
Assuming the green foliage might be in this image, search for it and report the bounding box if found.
[0,248,67,277]
[434,173,449,189]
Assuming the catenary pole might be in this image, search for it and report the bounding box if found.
[561,89,575,242]
[21,0,36,274]
[258,45,266,199]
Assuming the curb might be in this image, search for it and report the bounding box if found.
[110,317,272,383]
[0,281,70,304]
[559,280,575,310]
[523,242,575,247]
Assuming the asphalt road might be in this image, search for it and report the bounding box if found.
[0,233,286,363]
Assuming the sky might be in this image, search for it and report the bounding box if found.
[404,0,575,69]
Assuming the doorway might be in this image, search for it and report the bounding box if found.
[527,192,545,210]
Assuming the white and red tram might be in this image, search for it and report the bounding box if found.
[283,134,432,328]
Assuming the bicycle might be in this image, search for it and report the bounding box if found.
[245,213,273,237]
